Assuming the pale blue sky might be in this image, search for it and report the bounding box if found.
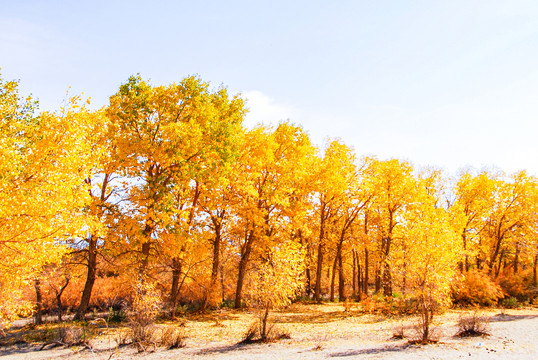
[2,0,538,175]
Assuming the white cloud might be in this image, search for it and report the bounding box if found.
[242,90,299,129]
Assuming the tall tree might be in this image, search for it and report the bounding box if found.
[367,159,416,296]
[106,75,245,284]
[231,123,314,308]
[0,74,100,327]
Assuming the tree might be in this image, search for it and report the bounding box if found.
[231,123,315,308]
[311,140,357,302]
[106,75,245,285]
[245,239,305,341]
[402,197,460,342]
[485,171,537,277]
[450,170,495,272]
[367,159,416,296]
[72,109,119,320]
[0,73,99,327]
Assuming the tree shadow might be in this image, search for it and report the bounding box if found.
[184,311,242,323]
[274,304,384,325]
[328,343,416,357]
[194,342,253,355]
[488,313,538,323]
[0,343,42,357]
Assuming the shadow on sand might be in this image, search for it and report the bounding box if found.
[328,343,417,357]
[194,342,255,356]
[488,313,538,323]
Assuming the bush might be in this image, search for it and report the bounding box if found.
[501,296,520,309]
[408,314,440,345]
[128,281,162,352]
[240,319,290,344]
[392,321,407,339]
[498,270,532,302]
[456,311,490,337]
[56,324,88,346]
[31,323,98,350]
[452,270,504,306]
[107,307,127,323]
[158,325,186,349]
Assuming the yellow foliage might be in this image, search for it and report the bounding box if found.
[0,74,101,327]
[247,240,305,310]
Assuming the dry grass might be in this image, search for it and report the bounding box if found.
[2,304,538,359]
[455,311,490,337]
[240,320,291,344]
[158,325,186,349]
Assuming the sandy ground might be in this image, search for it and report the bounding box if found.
[1,304,537,359]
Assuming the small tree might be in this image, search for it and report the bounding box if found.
[403,198,461,343]
[129,280,162,351]
[246,240,305,341]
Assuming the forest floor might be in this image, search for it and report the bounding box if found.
[1,303,537,359]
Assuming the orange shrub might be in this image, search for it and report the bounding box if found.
[452,270,504,306]
[497,269,534,302]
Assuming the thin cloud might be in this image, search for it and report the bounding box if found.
[243,90,299,128]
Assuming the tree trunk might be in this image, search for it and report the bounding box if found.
[331,231,346,302]
[330,254,338,302]
[34,279,43,325]
[261,305,270,341]
[140,240,151,280]
[513,243,520,274]
[533,250,538,286]
[74,236,97,321]
[357,259,362,298]
[56,297,63,322]
[495,248,505,279]
[235,232,254,309]
[352,249,357,296]
[314,241,324,302]
[56,277,70,322]
[203,219,222,310]
[235,256,248,309]
[363,248,369,296]
[338,250,345,301]
[460,232,468,272]
[489,228,505,275]
[305,266,312,297]
[420,298,433,342]
[220,260,226,303]
[382,262,392,297]
[375,266,381,294]
[169,258,182,315]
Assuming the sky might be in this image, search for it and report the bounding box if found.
[2,0,538,176]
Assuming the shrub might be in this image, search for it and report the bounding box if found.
[497,270,532,302]
[158,325,186,349]
[409,313,440,345]
[113,329,131,347]
[240,319,290,344]
[501,296,520,309]
[456,311,490,337]
[56,324,86,346]
[107,307,127,323]
[392,321,406,339]
[452,270,504,306]
[128,281,162,352]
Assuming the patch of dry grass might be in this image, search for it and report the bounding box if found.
[455,311,490,337]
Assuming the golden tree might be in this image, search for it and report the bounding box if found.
[246,239,305,341]
[230,123,315,308]
[402,198,461,342]
[366,159,416,296]
[0,73,101,327]
[106,75,245,286]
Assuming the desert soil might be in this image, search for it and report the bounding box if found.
[1,303,537,359]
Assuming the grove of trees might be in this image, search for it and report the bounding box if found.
[2,71,538,333]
